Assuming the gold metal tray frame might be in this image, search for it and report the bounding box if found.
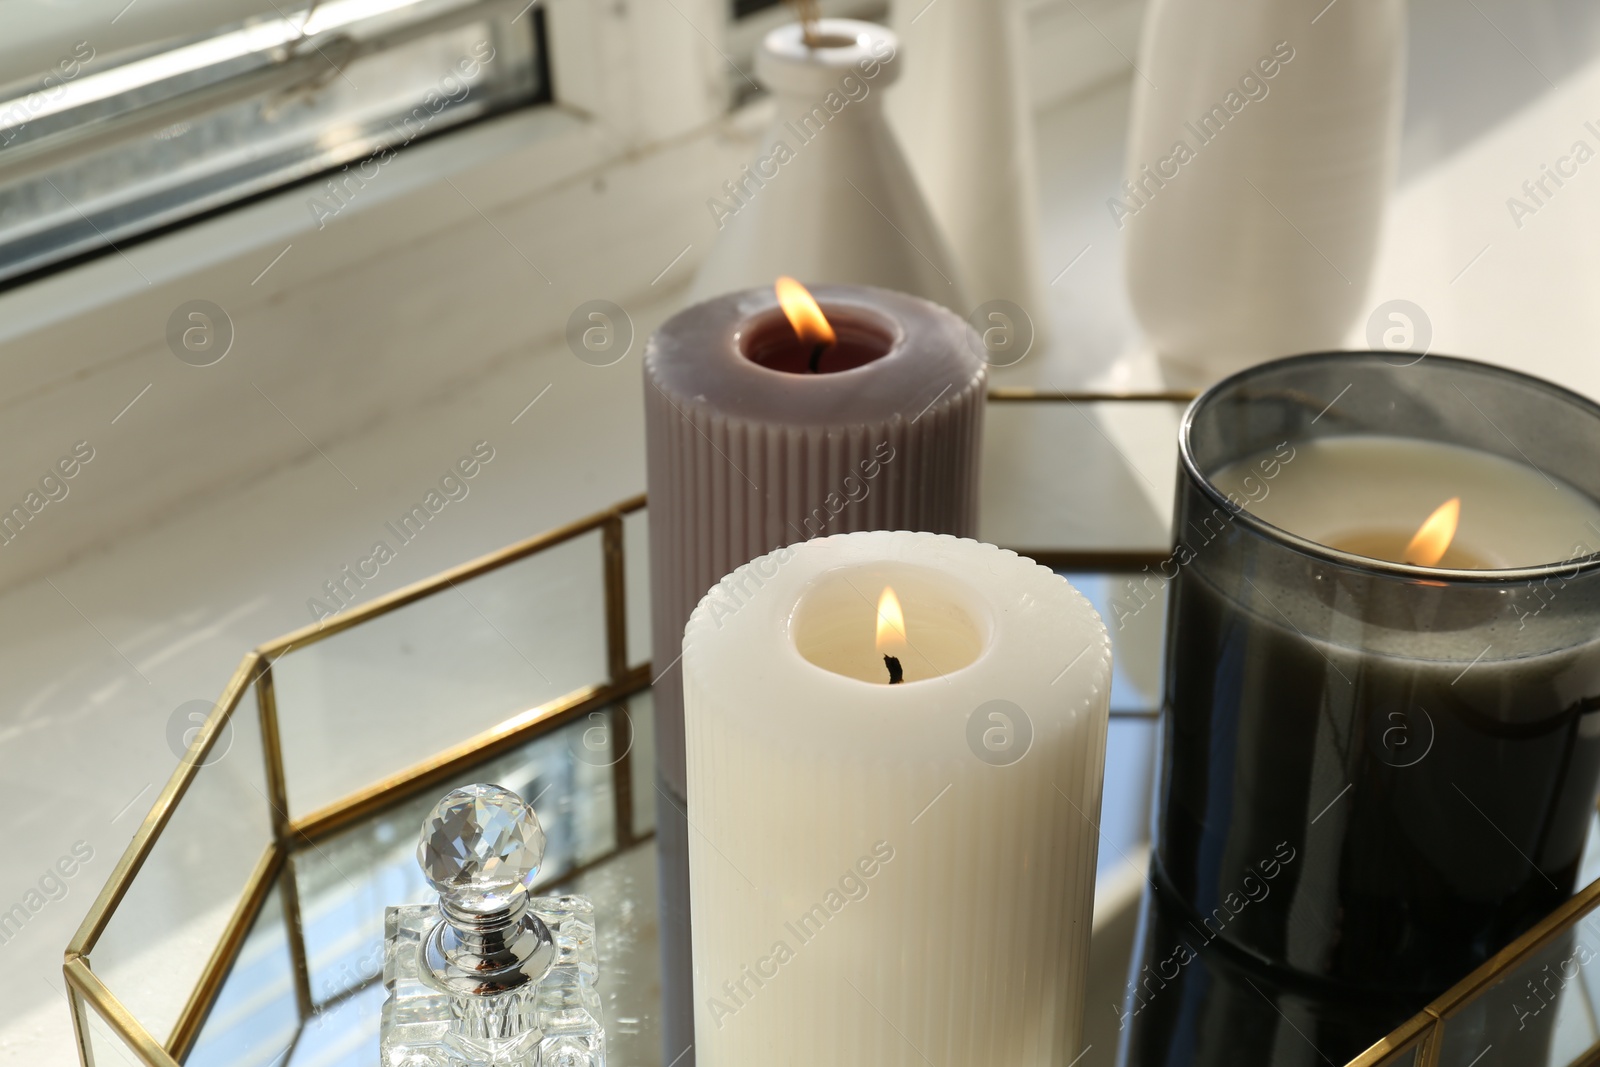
[1348,878,1600,1067]
[63,494,652,1067]
[59,388,1599,1067]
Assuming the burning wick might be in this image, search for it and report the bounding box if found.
[875,586,906,685]
[1403,497,1461,567]
[775,275,836,374]
[809,342,829,374]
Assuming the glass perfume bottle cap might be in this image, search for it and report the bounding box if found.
[417,783,546,914]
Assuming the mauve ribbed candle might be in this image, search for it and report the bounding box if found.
[644,283,987,797]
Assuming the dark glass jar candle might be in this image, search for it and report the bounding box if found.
[1157,352,1600,994]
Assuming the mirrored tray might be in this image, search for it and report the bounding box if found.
[61,392,1600,1067]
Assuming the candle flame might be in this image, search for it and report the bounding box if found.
[1403,497,1461,567]
[875,586,906,655]
[775,276,836,347]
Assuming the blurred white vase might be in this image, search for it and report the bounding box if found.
[690,19,970,312]
[888,0,1047,349]
[1121,0,1405,388]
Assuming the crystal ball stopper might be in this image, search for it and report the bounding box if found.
[417,783,547,915]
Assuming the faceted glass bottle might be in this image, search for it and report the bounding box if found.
[381,783,605,1067]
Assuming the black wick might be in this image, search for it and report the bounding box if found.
[809,341,831,373]
[883,655,903,685]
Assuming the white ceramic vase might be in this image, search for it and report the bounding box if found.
[691,19,970,313]
[1121,0,1405,388]
[887,0,1047,348]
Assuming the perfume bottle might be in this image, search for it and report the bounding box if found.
[381,783,605,1067]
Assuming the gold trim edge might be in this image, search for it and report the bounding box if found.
[167,844,283,1059]
[64,957,182,1067]
[67,652,263,959]
[289,668,652,844]
[257,496,646,659]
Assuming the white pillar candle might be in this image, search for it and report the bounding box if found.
[1211,434,1600,567]
[682,531,1111,1066]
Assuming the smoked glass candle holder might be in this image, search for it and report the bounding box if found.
[1157,352,1600,997]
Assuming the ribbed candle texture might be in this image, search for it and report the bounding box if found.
[645,285,985,1065]
[644,284,986,797]
[682,532,1112,1065]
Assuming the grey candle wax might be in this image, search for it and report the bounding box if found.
[643,283,985,798]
